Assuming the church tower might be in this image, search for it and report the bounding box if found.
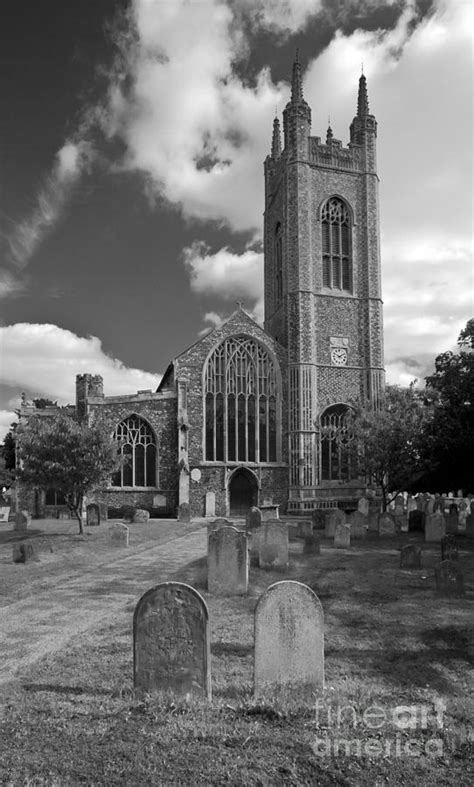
[264,57,385,512]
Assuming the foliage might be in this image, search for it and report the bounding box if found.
[345,385,434,509]
[17,414,120,533]
[421,319,474,491]
[33,398,57,409]
[0,424,17,489]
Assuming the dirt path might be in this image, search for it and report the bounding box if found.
[0,527,207,687]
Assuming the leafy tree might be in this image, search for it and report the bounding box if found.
[0,424,17,490]
[344,385,434,510]
[421,319,474,491]
[17,414,120,533]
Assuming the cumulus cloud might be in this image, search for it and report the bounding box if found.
[183,242,263,300]
[0,324,161,438]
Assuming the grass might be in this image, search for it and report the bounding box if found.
[0,520,473,785]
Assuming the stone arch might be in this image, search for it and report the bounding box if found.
[227,467,259,516]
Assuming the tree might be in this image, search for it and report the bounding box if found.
[0,424,18,490]
[344,385,434,510]
[422,319,474,491]
[17,414,120,533]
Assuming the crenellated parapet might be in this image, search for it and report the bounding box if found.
[308,136,362,172]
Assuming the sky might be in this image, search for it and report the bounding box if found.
[0,0,472,440]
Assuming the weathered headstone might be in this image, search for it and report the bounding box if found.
[12,541,35,563]
[133,582,211,699]
[400,544,422,569]
[408,509,425,532]
[435,560,464,597]
[393,495,406,532]
[446,504,459,534]
[425,497,435,515]
[406,495,417,516]
[99,502,108,521]
[13,511,28,532]
[441,535,458,561]
[311,509,328,531]
[109,523,129,546]
[296,520,313,539]
[86,503,100,527]
[208,526,248,596]
[425,511,446,542]
[246,506,262,532]
[367,511,380,532]
[258,520,289,569]
[177,503,191,522]
[348,511,367,540]
[254,581,324,697]
[378,512,396,537]
[207,517,234,536]
[204,491,216,518]
[134,509,150,523]
[358,497,370,516]
[303,534,320,556]
[334,523,351,548]
[325,508,345,538]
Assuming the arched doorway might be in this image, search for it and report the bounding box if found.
[229,469,258,516]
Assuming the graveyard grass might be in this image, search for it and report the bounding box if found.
[0,520,473,785]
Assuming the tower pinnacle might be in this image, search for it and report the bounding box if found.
[291,49,304,103]
[357,73,369,116]
[271,116,282,158]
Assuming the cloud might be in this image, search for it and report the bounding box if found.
[183,242,263,300]
[0,324,161,438]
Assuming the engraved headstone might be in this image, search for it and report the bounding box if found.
[425,511,446,542]
[204,491,216,518]
[378,512,396,537]
[334,523,351,548]
[358,497,370,516]
[207,517,234,536]
[254,581,324,697]
[400,544,422,569]
[109,523,129,546]
[325,508,346,538]
[435,560,464,597]
[425,497,435,515]
[441,535,458,561]
[348,511,367,540]
[208,526,248,596]
[86,503,100,527]
[246,506,262,532]
[258,520,289,569]
[133,582,211,699]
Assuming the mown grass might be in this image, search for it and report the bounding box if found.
[0,526,473,785]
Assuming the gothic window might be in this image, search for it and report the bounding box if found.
[112,415,157,487]
[204,337,280,463]
[320,404,353,481]
[321,198,352,291]
[275,223,283,301]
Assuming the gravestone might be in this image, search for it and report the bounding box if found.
[0,506,10,522]
[441,535,458,561]
[406,495,417,516]
[425,511,446,542]
[254,581,324,697]
[207,517,234,536]
[378,512,396,537]
[204,491,216,518]
[435,560,465,597]
[367,511,380,532]
[12,542,35,563]
[325,508,346,538]
[425,497,435,515]
[133,582,211,699]
[109,523,129,546]
[458,500,468,528]
[311,509,327,531]
[400,544,422,569]
[393,496,406,532]
[358,497,370,516]
[348,511,367,540]
[134,509,150,523]
[13,511,28,532]
[334,523,351,548]
[303,534,320,556]
[408,509,425,532]
[296,520,313,539]
[177,503,191,523]
[259,520,289,569]
[446,504,459,534]
[466,510,474,539]
[246,506,262,532]
[86,504,100,527]
[208,526,248,596]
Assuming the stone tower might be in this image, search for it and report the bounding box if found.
[264,56,385,512]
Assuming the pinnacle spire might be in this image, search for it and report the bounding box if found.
[357,73,369,116]
[271,116,282,158]
[326,124,334,144]
[291,49,304,103]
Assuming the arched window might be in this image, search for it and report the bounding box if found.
[321,198,352,291]
[275,223,283,301]
[204,337,280,463]
[112,415,156,487]
[320,404,353,481]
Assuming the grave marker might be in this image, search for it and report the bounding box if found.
[12,542,35,563]
[109,523,129,546]
[435,560,464,597]
[378,513,396,537]
[204,491,216,518]
[348,511,367,540]
[441,535,458,561]
[400,544,422,569]
[258,520,289,569]
[208,526,248,596]
[325,508,345,538]
[303,534,320,556]
[246,507,262,532]
[425,511,446,542]
[86,503,100,527]
[334,523,351,548]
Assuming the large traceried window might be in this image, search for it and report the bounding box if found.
[112,415,156,487]
[320,404,353,481]
[321,197,352,291]
[205,337,280,463]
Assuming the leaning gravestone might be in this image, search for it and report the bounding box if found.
[348,511,367,540]
[441,535,458,561]
[325,508,345,538]
[12,542,35,563]
[435,560,465,597]
[400,544,422,570]
[109,523,129,546]
[378,512,396,537]
[254,581,324,697]
[259,520,289,569]
[246,507,262,532]
[208,526,248,596]
[133,582,211,699]
[334,523,351,548]
[86,504,100,527]
[425,511,446,543]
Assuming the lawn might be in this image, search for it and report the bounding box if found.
[0,520,473,785]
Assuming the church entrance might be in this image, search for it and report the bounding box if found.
[229,469,258,516]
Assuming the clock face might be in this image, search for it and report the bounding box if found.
[331,347,348,366]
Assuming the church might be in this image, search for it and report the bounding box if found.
[19,58,385,520]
